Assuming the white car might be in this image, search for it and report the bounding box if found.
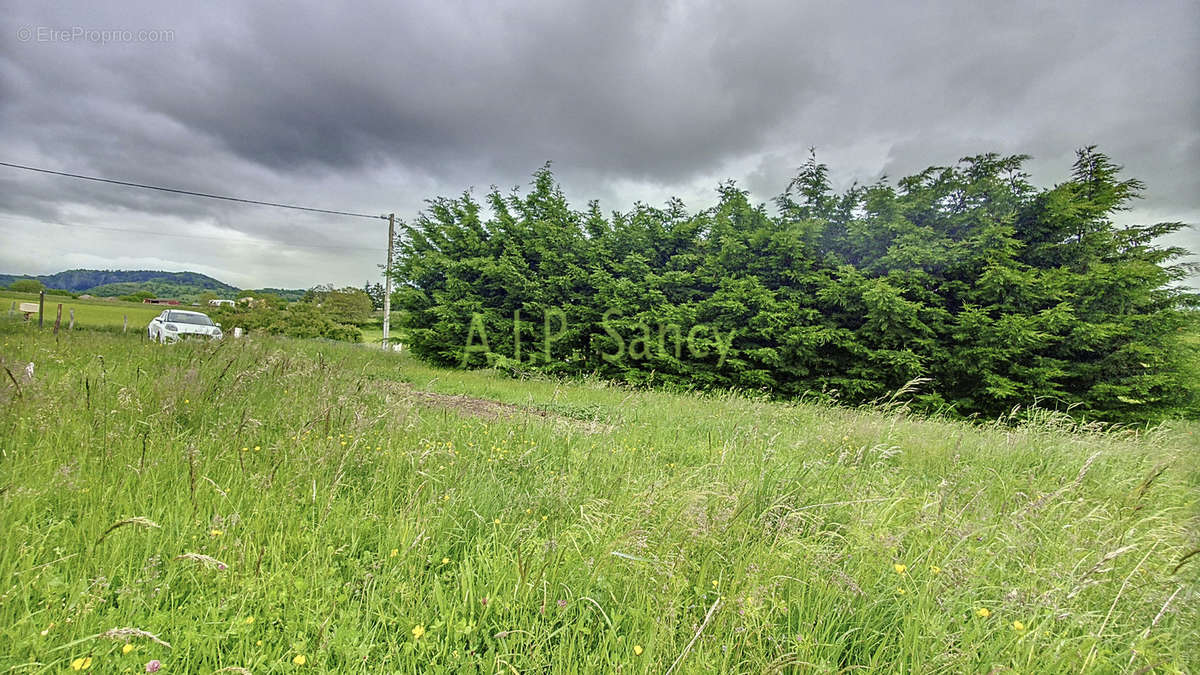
[148,309,223,343]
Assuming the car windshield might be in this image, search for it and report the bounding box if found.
[167,312,214,326]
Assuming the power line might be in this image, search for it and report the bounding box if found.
[7,219,381,252]
[0,160,388,220]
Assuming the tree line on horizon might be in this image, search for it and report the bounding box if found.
[394,147,1198,422]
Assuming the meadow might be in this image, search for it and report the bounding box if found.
[0,322,1196,673]
[1,292,162,333]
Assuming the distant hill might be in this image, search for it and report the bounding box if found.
[243,287,308,302]
[0,269,237,294]
[0,269,309,303]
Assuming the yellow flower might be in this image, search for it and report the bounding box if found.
[241,447,248,452]
[633,645,644,656]
[412,624,426,639]
[441,557,450,564]
[896,587,906,595]
[244,616,255,625]
[1011,620,1025,632]
[541,515,548,521]
[184,399,189,404]
[293,654,307,665]
[390,549,398,558]
[893,564,907,575]
[930,565,941,575]
[493,518,501,525]
[256,640,263,646]
[70,656,93,670]
[254,445,260,451]
[976,607,991,617]
[711,580,719,588]
[122,644,134,654]
[210,529,223,537]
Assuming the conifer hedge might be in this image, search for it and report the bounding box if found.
[393,148,1198,422]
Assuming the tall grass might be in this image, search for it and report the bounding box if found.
[0,322,1196,673]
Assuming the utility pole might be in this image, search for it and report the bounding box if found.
[382,213,394,350]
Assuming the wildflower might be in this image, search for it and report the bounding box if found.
[493,518,501,525]
[210,529,223,537]
[241,447,248,452]
[541,515,548,521]
[40,622,54,636]
[711,580,718,588]
[1011,621,1025,632]
[633,645,644,656]
[557,599,567,609]
[122,644,135,654]
[292,654,307,665]
[256,640,263,646]
[894,564,906,575]
[930,565,941,575]
[145,660,161,673]
[244,616,255,625]
[70,657,93,670]
[390,549,398,558]
[253,445,260,451]
[441,557,449,564]
[411,625,426,639]
[184,399,189,404]
[976,608,991,618]
[896,587,906,595]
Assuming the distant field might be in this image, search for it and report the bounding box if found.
[0,323,1196,673]
[1,291,162,332]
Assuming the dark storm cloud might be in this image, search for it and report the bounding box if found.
[0,0,1196,288]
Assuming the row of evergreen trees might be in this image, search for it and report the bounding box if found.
[392,148,1197,422]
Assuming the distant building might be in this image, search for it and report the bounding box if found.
[143,298,181,305]
[208,299,236,307]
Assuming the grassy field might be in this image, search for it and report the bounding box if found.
[1,292,162,334]
[0,322,1196,673]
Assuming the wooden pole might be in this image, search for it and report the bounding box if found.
[53,304,62,334]
[382,212,395,350]
[37,290,44,329]
[123,315,128,333]
[68,308,75,330]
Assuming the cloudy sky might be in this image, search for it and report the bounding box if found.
[2,1,1197,290]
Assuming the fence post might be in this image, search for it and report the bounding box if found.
[68,309,75,330]
[38,291,44,329]
[53,304,62,334]
[123,315,128,333]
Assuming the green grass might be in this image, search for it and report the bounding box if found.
[1,292,163,333]
[0,322,1197,673]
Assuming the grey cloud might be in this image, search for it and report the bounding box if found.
[1,0,1197,288]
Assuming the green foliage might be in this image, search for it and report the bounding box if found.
[394,150,1197,423]
[118,290,157,302]
[363,281,386,310]
[211,302,363,342]
[8,278,44,293]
